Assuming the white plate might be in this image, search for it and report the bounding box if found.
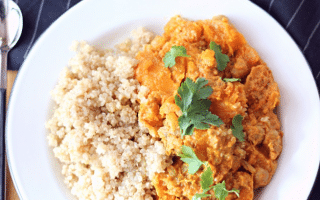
[6,0,320,199]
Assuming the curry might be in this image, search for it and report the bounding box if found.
[135,15,282,200]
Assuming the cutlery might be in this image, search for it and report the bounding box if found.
[0,0,22,199]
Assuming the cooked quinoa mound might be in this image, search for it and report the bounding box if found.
[46,28,172,200]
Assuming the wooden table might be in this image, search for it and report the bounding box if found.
[6,70,20,200]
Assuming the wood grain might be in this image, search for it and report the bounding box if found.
[6,70,20,200]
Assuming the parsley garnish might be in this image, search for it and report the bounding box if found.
[213,181,240,200]
[175,77,223,138]
[192,164,213,200]
[179,146,240,200]
[177,146,214,199]
[223,78,241,82]
[178,145,204,174]
[163,46,191,68]
[200,163,213,190]
[194,178,240,200]
[209,41,230,71]
[181,156,213,200]
[231,114,245,142]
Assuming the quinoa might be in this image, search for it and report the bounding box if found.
[46,28,172,200]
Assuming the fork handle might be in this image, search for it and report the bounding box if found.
[0,88,5,200]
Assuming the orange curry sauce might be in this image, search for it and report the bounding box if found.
[135,16,282,200]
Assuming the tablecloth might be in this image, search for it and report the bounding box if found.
[7,0,320,199]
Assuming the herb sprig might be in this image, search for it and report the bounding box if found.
[178,145,204,174]
[213,181,240,200]
[163,46,191,68]
[192,164,213,200]
[175,78,224,138]
[209,41,230,71]
[231,114,245,142]
[179,146,240,200]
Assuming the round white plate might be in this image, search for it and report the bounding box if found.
[6,0,320,199]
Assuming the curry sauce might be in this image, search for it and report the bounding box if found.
[135,15,282,200]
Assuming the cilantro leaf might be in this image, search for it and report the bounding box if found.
[183,151,241,200]
[213,181,240,200]
[231,114,245,142]
[175,78,224,137]
[200,164,213,190]
[163,46,191,68]
[192,165,214,200]
[223,78,241,82]
[213,181,229,200]
[178,145,204,174]
[209,41,230,71]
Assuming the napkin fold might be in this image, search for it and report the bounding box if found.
[7,0,320,199]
